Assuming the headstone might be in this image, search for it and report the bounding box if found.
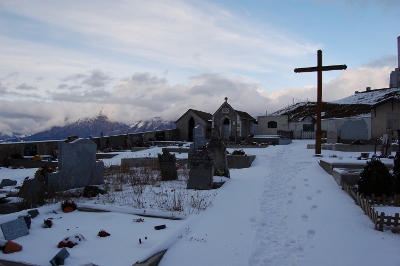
[206,127,230,178]
[18,176,48,207]
[1,179,17,187]
[340,119,368,140]
[326,119,337,144]
[28,209,39,218]
[187,151,214,190]
[158,150,178,181]
[0,217,29,240]
[193,125,207,151]
[50,247,70,266]
[47,139,104,192]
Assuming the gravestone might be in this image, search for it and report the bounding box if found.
[340,119,368,140]
[1,179,17,187]
[28,209,39,218]
[50,247,70,266]
[206,128,230,178]
[193,125,207,152]
[18,176,47,207]
[47,138,104,192]
[158,150,178,181]
[187,151,214,190]
[0,217,29,240]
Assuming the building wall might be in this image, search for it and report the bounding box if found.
[289,116,315,132]
[371,101,400,139]
[257,115,289,135]
[175,111,209,141]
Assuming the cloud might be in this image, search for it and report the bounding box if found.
[82,69,113,88]
[57,83,82,90]
[0,82,8,94]
[0,65,392,135]
[6,72,19,78]
[61,73,87,82]
[363,55,398,68]
[16,83,37,91]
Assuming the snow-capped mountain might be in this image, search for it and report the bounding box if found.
[10,115,175,142]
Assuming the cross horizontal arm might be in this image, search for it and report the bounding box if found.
[294,64,347,73]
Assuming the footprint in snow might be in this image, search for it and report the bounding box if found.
[311,205,318,210]
[301,214,308,222]
[317,190,322,194]
[306,196,312,200]
[307,230,316,239]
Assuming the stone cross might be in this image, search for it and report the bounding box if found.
[294,50,347,155]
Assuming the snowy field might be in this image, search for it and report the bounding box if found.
[0,140,399,265]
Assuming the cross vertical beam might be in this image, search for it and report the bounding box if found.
[294,50,347,155]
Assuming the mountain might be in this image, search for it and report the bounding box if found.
[19,115,175,142]
[271,87,400,121]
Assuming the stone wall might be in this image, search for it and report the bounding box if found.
[0,141,60,165]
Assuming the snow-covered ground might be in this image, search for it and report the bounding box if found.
[0,140,399,265]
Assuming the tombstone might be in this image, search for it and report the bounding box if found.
[340,119,368,140]
[18,176,48,207]
[0,217,29,240]
[158,150,178,181]
[193,125,207,152]
[28,209,39,218]
[1,179,17,187]
[187,151,214,190]
[206,127,230,178]
[47,138,104,192]
[326,119,338,144]
[50,247,70,266]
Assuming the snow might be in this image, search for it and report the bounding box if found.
[0,140,400,265]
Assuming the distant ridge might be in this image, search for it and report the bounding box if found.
[2,115,175,142]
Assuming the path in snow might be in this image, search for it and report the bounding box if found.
[249,142,308,265]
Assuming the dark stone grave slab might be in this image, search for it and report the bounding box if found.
[187,151,214,190]
[50,247,70,266]
[207,128,230,178]
[28,209,40,218]
[158,150,178,181]
[0,217,29,240]
[1,179,17,187]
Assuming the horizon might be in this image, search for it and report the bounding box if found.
[0,0,399,135]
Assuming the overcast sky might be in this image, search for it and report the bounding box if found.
[0,0,399,135]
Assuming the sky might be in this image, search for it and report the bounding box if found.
[0,0,399,135]
[0,141,399,265]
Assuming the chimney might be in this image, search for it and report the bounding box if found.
[265,111,268,115]
[366,87,371,91]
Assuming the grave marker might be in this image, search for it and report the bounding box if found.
[187,151,214,190]
[158,150,178,181]
[47,138,104,191]
[295,50,347,154]
[193,125,207,152]
[0,217,29,240]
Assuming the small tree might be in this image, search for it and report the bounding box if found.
[358,157,393,197]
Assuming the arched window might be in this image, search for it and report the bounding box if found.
[268,121,277,128]
[223,118,230,125]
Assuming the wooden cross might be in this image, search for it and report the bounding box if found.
[294,50,347,155]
